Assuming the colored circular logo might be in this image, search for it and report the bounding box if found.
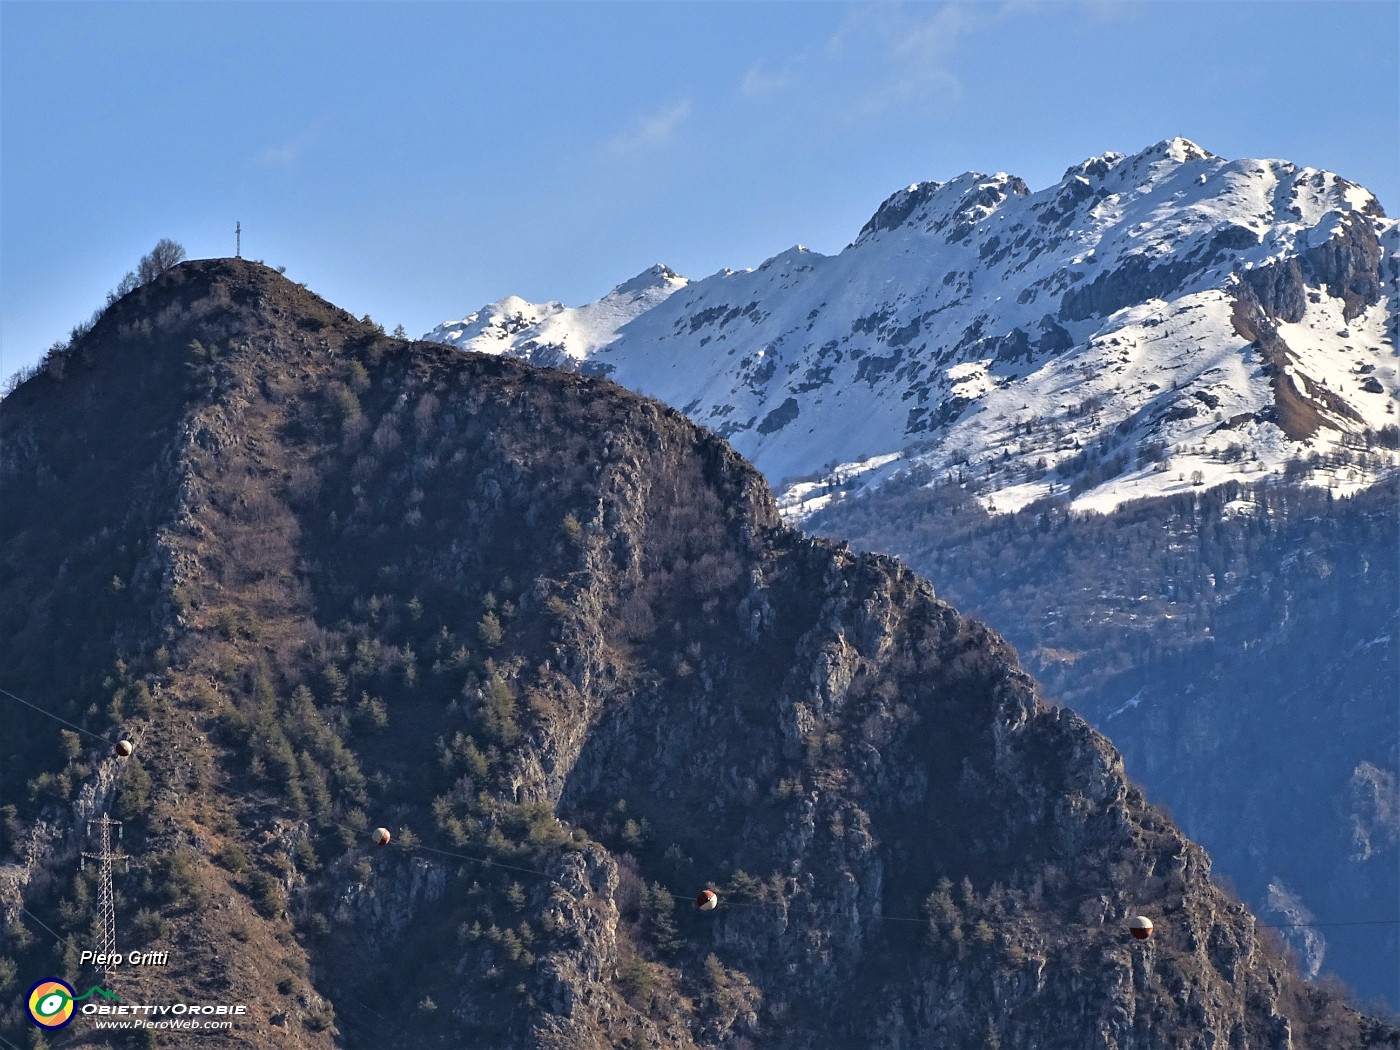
[27,978,76,1029]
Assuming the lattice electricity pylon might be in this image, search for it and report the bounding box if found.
[80,815,127,969]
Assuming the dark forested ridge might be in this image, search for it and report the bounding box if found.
[1,259,1394,1048]
[808,468,1400,1011]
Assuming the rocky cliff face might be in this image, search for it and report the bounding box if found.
[1,260,1393,1048]
[806,472,1400,1012]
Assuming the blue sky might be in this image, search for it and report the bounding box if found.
[3,1,1396,380]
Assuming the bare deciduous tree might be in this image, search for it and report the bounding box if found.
[149,237,186,271]
[136,239,186,284]
[107,270,140,305]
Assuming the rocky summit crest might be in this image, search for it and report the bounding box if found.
[428,139,1398,520]
[2,260,1394,1047]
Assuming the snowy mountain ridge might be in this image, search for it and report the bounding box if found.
[426,138,1398,517]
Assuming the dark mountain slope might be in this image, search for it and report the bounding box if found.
[1,260,1393,1048]
[806,472,1399,1009]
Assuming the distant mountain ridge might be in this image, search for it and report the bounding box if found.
[426,137,1398,517]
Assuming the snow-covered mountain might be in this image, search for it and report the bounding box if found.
[427,138,1398,516]
[428,263,690,369]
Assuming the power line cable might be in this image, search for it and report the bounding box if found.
[5,680,1396,1050]
[323,1003,381,1046]
[0,685,111,745]
[1258,918,1400,930]
[2,686,1400,940]
[331,994,404,1037]
[19,905,79,951]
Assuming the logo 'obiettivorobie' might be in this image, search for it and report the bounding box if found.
[26,978,120,1029]
[27,979,77,1029]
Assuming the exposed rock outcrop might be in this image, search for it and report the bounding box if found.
[1,260,1393,1048]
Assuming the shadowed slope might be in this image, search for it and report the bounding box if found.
[1,260,1393,1048]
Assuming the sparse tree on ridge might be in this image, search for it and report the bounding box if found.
[107,270,140,306]
[136,238,186,284]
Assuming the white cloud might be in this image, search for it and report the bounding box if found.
[250,124,321,169]
[603,99,692,156]
[253,143,302,168]
[834,2,983,117]
[737,2,1026,121]
[738,64,794,99]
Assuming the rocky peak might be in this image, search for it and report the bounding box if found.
[853,171,1030,247]
[1144,135,1215,164]
[1063,150,1128,183]
[611,262,689,298]
[854,180,946,242]
[3,263,1395,1047]
[434,138,1397,520]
